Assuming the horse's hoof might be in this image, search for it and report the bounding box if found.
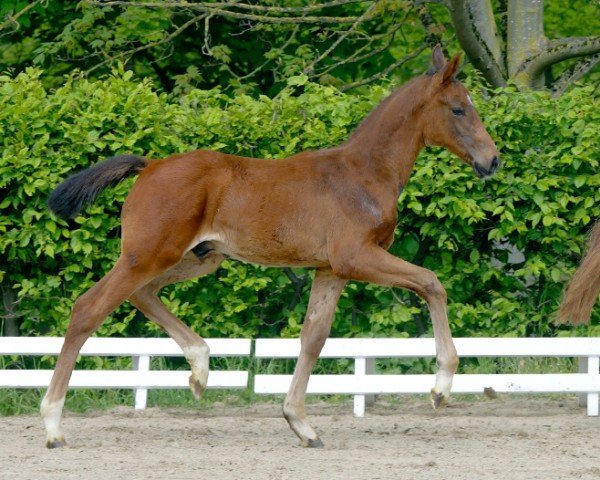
[305,438,324,448]
[46,437,67,449]
[430,390,447,410]
[189,376,206,401]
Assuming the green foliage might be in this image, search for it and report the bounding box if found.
[544,0,600,40]
[0,0,425,95]
[543,0,600,86]
[0,69,598,346]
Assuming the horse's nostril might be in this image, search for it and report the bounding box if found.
[491,155,500,170]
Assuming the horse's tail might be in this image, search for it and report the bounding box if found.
[556,220,600,325]
[48,154,149,219]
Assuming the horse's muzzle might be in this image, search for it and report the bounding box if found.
[473,155,500,178]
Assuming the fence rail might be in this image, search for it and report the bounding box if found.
[1,336,599,415]
[0,337,251,409]
[254,338,600,416]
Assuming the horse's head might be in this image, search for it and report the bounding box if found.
[421,46,500,178]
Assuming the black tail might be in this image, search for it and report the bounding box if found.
[48,154,148,219]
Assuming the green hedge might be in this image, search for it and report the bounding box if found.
[0,68,598,342]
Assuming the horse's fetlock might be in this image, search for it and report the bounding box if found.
[282,404,295,422]
[283,400,305,422]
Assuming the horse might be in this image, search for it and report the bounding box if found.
[42,46,500,449]
[556,219,600,325]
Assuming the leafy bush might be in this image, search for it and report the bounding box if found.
[0,68,598,344]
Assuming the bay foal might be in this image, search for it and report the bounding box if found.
[43,47,500,448]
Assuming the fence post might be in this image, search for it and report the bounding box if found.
[132,355,150,410]
[587,356,599,416]
[578,357,588,408]
[354,357,367,417]
[365,358,376,407]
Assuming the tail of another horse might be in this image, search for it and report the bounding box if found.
[556,220,600,325]
[48,155,148,219]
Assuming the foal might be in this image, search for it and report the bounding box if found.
[43,46,500,448]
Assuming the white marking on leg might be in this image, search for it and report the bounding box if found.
[183,344,210,395]
[41,395,66,443]
[431,349,458,409]
[433,368,454,398]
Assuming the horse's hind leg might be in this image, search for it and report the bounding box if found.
[283,268,346,447]
[129,252,224,400]
[41,253,182,448]
[40,242,191,448]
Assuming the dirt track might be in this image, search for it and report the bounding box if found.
[1,396,599,480]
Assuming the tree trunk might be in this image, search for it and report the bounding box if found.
[507,0,545,86]
[442,0,600,92]
[447,0,506,87]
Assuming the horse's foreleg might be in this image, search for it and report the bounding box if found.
[41,258,164,448]
[332,245,458,409]
[283,268,346,447]
[129,252,224,400]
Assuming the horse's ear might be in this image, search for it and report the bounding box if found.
[432,44,446,72]
[428,51,462,94]
[442,53,462,83]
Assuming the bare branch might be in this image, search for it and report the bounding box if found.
[340,44,427,91]
[552,52,600,97]
[303,1,380,75]
[85,13,207,75]
[202,13,213,56]
[315,18,407,77]
[313,4,413,79]
[224,25,300,83]
[86,0,363,24]
[413,0,447,5]
[519,36,600,81]
[90,0,368,14]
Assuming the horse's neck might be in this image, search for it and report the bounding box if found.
[343,79,426,191]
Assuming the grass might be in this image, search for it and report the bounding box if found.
[0,388,135,416]
[0,355,583,416]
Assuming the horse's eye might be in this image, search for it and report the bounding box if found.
[452,108,465,116]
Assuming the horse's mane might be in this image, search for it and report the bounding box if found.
[347,76,427,142]
[557,219,600,324]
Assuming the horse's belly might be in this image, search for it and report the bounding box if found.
[212,235,329,268]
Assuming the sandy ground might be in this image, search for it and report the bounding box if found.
[1,396,599,480]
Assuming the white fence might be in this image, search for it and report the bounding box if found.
[1,337,599,416]
[0,337,250,409]
[254,338,600,416]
